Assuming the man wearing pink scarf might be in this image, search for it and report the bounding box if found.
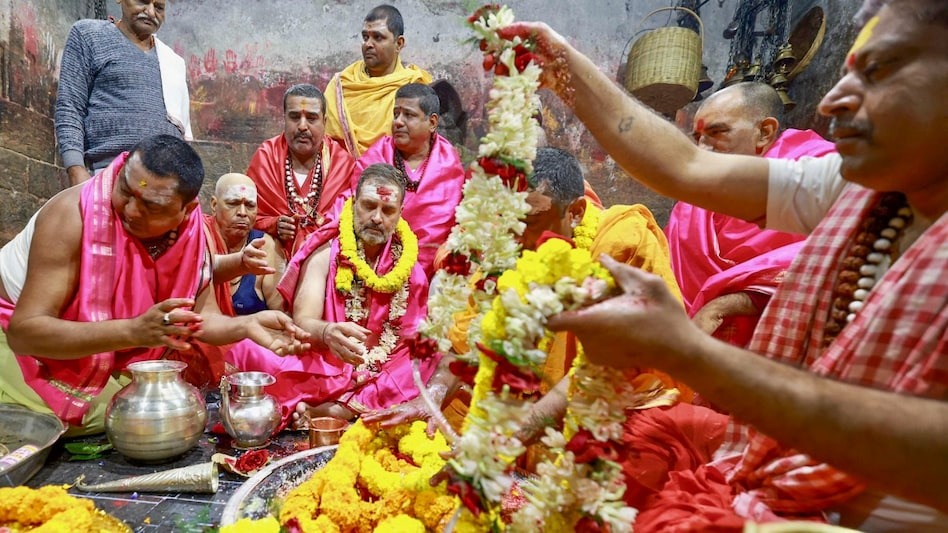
[666,82,836,347]
[0,135,308,435]
[227,164,437,430]
[353,83,466,278]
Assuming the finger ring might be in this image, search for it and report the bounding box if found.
[162,313,172,326]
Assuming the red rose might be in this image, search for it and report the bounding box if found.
[575,515,605,532]
[515,52,537,73]
[284,518,304,533]
[475,341,504,364]
[447,477,484,517]
[478,156,499,175]
[565,429,619,464]
[494,62,510,76]
[234,449,270,474]
[407,333,441,361]
[492,358,542,396]
[442,252,472,276]
[448,359,478,387]
[474,274,498,292]
[482,54,495,72]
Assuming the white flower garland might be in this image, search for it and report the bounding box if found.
[344,241,411,373]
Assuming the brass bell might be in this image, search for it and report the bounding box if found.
[769,72,789,87]
[773,44,797,73]
[775,86,796,112]
[697,65,714,93]
[742,63,762,81]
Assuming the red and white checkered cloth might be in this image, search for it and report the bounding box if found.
[718,184,948,519]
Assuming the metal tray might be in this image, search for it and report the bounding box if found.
[220,445,337,525]
[0,404,66,487]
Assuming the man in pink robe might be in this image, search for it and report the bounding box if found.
[665,82,836,347]
[227,164,438,430]
[353,83,466,278]
[0,135,308,435]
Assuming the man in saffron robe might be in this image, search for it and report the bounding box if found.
[203,173,286,316]
[226,164,438,429]
[353,83,466,277]
[324,5,433,157]
[510,1,948,528]
[0,135,308,436]
[665,82,836,347]
[246,84,356,255]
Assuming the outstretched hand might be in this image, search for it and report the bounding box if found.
[136,298,201,351]
[362,397,439,437]
[547,255,700,371]
[247,310,311,355]
[497,22,573,95]
[240,237,275,276]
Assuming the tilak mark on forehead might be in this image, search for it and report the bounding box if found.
[847,15,880,68]
[221,184,257,203]
[376,185,394,202]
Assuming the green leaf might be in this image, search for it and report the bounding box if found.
[65,442,113,455]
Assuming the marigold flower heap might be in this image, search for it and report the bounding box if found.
[221,420,455,533]
[0,485,113,532]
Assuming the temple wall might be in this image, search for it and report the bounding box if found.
[0,0,861,244]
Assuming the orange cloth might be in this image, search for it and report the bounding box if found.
[324,59,432,157]
[202,214,235,317]
[445,203,693,428]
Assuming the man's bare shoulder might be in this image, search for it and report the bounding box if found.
[34,186,84,243]
[300,242,332,273]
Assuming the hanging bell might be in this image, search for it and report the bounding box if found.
[769,72,789,87]
[697,65,714,93]
[775,86,796,112]
[742,63,762,81]
[773,44,797,73]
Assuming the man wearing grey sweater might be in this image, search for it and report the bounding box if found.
[55,0,191,186]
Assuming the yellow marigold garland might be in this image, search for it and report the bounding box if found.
[571,203,601,251]
[335,197,418,294]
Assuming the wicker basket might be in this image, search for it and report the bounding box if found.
[623,7,703,115]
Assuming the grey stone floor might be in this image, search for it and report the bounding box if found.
[26,414,310,532]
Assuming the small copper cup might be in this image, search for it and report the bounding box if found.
[308,416,348,448]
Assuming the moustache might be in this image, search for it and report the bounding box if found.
[294,133,313,141]
[136,15,159,26]
[828,117,871,140]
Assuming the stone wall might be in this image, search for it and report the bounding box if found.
[1,0,862,245]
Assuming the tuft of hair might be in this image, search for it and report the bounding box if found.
[283,83,326,115]
[532,147,585,214]
[856,0,948,28]
[737,82,785,125]
[365,4,404,37]
[395,83,440,117]
[356,163,407,205]
[131,134,204,203]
